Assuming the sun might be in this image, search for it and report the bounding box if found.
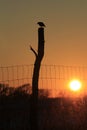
[69,79,82,92]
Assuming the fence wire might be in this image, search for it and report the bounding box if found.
[0,65,87,89]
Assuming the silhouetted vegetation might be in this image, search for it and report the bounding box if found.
[0,83,87,130]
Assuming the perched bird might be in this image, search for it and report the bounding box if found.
[37,22,46,27]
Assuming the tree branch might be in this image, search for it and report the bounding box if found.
[30,45,38,57]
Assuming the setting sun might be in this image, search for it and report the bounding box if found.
[69,80,82,92]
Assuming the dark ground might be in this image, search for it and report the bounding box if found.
[0,84,87,130]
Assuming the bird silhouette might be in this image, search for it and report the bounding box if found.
[37,22,46,27]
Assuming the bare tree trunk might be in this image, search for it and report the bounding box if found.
[30,27,45,130]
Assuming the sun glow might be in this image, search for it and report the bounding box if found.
[69,79,82,92]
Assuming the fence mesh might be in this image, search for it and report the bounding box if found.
[0,64,87,90]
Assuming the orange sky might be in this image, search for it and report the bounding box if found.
[0,0,87,66]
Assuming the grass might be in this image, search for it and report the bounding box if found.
[0,84,87,130]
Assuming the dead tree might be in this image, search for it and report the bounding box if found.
[30,23,45,130]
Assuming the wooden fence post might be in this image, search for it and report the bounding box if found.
[30,23,45,130]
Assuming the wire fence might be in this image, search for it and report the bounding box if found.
[0,65,33,88]
[0,64,87,91]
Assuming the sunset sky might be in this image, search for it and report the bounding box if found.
[0,0,87,66]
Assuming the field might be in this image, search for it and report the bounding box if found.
[0,84,87,130]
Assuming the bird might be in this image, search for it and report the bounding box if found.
[37,22,46,27]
